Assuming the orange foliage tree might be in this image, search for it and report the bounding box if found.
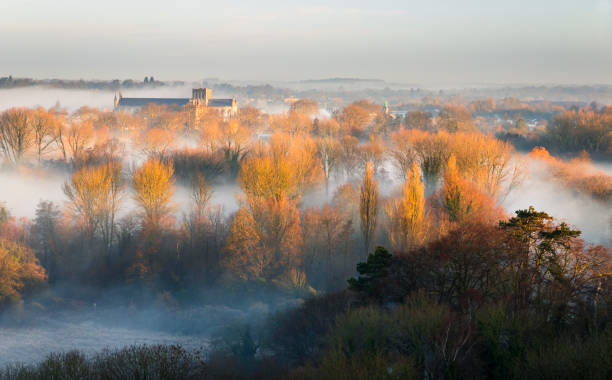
[63,162,125,248]
[438,155,502,226]
[359,162,379,255]
[0,239,46,307]
[132,158,175,229]
[384,163,426,251]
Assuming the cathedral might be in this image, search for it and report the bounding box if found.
[113,88,238,123]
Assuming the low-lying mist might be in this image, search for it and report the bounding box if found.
[503,160,611,246]
[0,85,196,113]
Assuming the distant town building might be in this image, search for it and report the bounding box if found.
[114,88,238,122]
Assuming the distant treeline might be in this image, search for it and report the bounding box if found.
[0,76,185,90]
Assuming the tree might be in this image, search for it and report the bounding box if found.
[190,172,213,220]
[405,110,432,130]
[302,203,354,290]
[360,134,385,174]
[239,155,297,202]
[237,106,262,128]
[0,239,46,308]
[385,163,425,251]
[347,246,392,297]
[225,137,313,283]
[316,137,340,198]
[64,119,94,164]
[290,99,319,116]
[438,105,475,133]
[338,135,360,179]
[409,130,451,188]
[139,128,174,158]
[360,162,379,256]
[32,201,62,278]
[439,155,494,224]
[219,119,250,176]
[239,134,321,201]
[180,174,222,285]
[31,108,59,163]
[547,109,612,153]
[500,207,610,318]
[224,196,303,283]
[63,162,125,250]
[0,108,34,164]
[315,117,341,137]
[390,129,417,179]
[340,103,372,136]
[449,133,523,198]
[100,161,125,252]
[132,158,175,229]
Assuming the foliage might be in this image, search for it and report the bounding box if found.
[0,345,208,380]
[0,239,46,307]
[132,158,175,229]
[359,161,379,255]
[347,246,392,297]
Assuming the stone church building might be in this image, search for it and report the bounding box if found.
[114,88,238,124]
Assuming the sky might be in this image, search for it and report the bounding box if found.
[1,0,611,85]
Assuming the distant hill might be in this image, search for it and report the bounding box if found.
[299,78,386,84]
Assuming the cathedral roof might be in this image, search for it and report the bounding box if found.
[117,97,190,107]
[208,98,234,107]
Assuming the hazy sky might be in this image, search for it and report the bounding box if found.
[1,0,611,84]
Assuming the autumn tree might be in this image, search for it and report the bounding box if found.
[31,108,59,162]
[360,134,386,173]
[219,119,251,176]
[339,103,372,136]
[269,111,313,135]
[132,158,175,229]
[500,207,611,317]
[546,109,612,153]
[449,133,523,198]
[63,162,125,250]
[338,135,360,179]
[438,155,501,225]
[64,119,94,164]
[237,106,263,128]
[190,172,213,220]
[140,128,174,158]
[302,203,354,290]
[240,134,321,201]
[0,239,47,308]
[314,117,341,137]
[360,162,379,255]
[225,136,317,283]
[438,105,475,133]
[0,108,34,164]
[390,129,416,180]
[468,98,496,113]
[316,137,340,197]
[405,130,451,188]
[405,110,432,130]
[239,155,298,201]
[224,196,303,283]
[114,110,141,137]
[385,163,426,251]
[180,173,223,285]
[290,99,319,116]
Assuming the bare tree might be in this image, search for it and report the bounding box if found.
[31,108,58,163]
[0,108,34,164]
